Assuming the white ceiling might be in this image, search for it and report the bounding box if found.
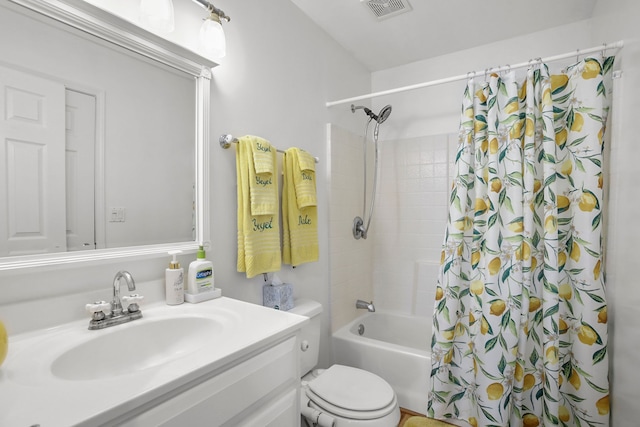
[290,0,598,71]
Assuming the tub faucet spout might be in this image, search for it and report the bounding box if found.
[356,299,375,312]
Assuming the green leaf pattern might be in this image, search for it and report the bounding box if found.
[429,58,613,427]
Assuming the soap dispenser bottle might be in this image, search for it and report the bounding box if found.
[165,250,184,305]
[187,245,214,296]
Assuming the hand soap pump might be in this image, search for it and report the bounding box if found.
[185,245,220,303]
[165,250,184,305]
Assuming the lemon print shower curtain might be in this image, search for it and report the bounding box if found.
[429,57,614,427]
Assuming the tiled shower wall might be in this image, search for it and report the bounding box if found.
[329,124,458,330]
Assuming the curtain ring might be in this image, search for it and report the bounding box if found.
[467,70,475,81]
[601,42,607,59]
[576,49,580,62]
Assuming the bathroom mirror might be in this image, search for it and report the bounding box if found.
[0,0,214,270]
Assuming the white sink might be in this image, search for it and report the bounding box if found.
[50,316,220,381]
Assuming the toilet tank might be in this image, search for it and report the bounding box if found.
[288,299,323,376]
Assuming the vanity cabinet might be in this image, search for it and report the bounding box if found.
[116,336,299,427]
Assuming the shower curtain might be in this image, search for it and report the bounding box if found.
[429,57,614,427]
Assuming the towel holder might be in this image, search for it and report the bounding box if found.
[219,134,319,163]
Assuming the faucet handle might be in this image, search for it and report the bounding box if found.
[86,301,111,320]
[121,294,144,313]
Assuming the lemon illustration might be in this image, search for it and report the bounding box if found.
[475,89,487,103]
[569,369,581,390]
[470,280,484,295]
[560,159,573,176]
[481,138,488,152]
[469,311,476,324]
[559,405,570,422]
[523,413,540,427]
[489,137,499,154]
[544,215,557,234]
[440,250,446,264]
[578,324,598,345]
[444,348,453,364]
[514,362,524,382]
[558,252,567,270]
[475,119,487,133]
[596,395,610,415]
[571,113,584,132]
[570,241,581,262]
[465,107,474,118]
[435,287,444,300]
[529,297,541,312]
[598,174,603,189]
[598,126,605,142]
[442,329,455,341]
[490,178,502,193]
[545,346,558,364]
[471,251,481,267]
[475,198,488,214]
[457,243,463,256]
[559,283,572,300]
[551,74,569,92]
[488,257,501,275]
[455,323,465,337]
[516,242,531,261]
[481,317,489,335]
[519,82,527,100]
[555,128,567,146]
[557,195,570,212]
[559,318,569,334]
[508,221,524,233]
[598,307,607,324]
[523,374,535,390]
[486,383,504,400]
[579,191,598,212]
[593,259,602,280]
[582,59,601,79]
[468,417,478,427]
[530,256,538,271]
[505,101,519,114]
[525,118,535,137]
[533,179,542,194]
[542,88,552,106]
[490,300,506,316]
[0,320,7,367]
[510,119,524,140]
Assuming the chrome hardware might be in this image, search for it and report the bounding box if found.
[86,271,143,330]
[355,299,375,312]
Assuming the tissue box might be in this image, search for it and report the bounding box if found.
[263,283,294,311]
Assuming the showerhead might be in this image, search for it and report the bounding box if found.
[351,104,392,124]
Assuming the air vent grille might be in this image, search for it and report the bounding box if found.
[362,0,412,20]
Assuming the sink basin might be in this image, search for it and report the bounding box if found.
[51,316,219,381]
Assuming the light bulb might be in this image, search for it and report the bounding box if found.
[140,0,175,33]
[199,16,226,58]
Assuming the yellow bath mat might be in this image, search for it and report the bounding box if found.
[402,416,457,427]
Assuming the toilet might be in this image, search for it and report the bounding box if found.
[289,299,400,427]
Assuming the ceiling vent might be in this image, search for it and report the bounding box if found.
[361,0,412,20]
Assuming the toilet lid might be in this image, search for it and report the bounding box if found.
[307,365,396,412]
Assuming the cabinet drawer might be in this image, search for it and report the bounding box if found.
[121,336,298,427]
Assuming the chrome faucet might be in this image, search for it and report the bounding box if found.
[85,270,143,330]
[112,270,136,317]
[356,299,375,312]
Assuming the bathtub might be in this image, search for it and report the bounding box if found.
[332,311,431,414]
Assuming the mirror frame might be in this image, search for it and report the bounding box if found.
[0,0,215,271]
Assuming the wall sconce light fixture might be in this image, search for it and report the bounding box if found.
[192,0,230,58]
[139,0,175,33]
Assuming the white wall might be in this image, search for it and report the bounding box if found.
[589,0,640,424]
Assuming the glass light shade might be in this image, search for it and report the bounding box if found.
[139,0,175,33]
[199,17,226,58]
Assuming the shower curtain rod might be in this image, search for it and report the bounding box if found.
[326,40,624,107]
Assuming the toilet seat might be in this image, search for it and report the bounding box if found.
[306,365,397,420]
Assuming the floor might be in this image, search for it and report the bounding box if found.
[398,408,456,427]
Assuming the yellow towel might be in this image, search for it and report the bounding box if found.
[283,148,319,267]
[236,137,281,278]
[239,135,277,216]
[292,148,317,208]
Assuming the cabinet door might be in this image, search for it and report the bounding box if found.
[120,337,298,427]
